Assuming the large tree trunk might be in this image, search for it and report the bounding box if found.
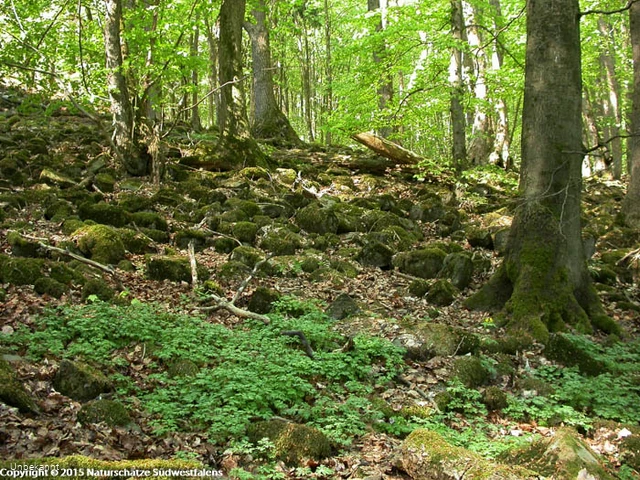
[244,0,300,144]
[368,0,394,139]
[104,0,148,176]
[217,0,264,168]
[449,0,467,170]
[623,2,640,228]
[465,0,615,341]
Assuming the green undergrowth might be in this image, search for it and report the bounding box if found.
[0,296,405,446]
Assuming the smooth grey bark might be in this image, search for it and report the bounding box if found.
[244,0,300,144]
[217,0,264,167]
[190,19,202,132]
[104,0,147,175]
[465,0,613,340]
[368,0,394,139]
[623,2,640,228]
[204,17,219,129]
[449,0,467,169]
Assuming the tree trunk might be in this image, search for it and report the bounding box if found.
[244,0,300,144]
[623,2,640,228]
[190,18,202,132]
[104,0,147,176]
[449,0,467,170]
[465,0,615,340]
[368,0,394,139]
[217,0,264,168]
[323,0,333,145]
[204,17,219,129]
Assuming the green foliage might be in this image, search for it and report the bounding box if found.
[1,297,405,446]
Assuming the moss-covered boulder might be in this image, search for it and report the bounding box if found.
[501,428,615,479]
[326,293,360,320]
[78,202,129,227]
[213,237,238,253]
[53,360,113,402]
[77,399,131,427]
[248,287,282,314]
[414,323,480,357]
[7,231,41,257]
[74,224,126,265]
[367,226,418,252]
[296,201,339,234]
[333,203,367,233]
[453,355,489,387]
[232,221,259,244]
[426,279,458,306]
[146,255,206,284]
[44,199,75,221]
[259,228,303,256]
[34,277,68,298]
[93,172,116,193]
[620,435,640,471]
[408,279,431,297]
[218,260,252,281]
[544,333,610,376]
[482,386,508,411]
[362,210,417,234]
[118,229,152,254]
[230,245,263,267]
[129,211,168,231]
[167,359,200,378]
[174,229,208,251]
[409,197,446,223]
[81,278,115,301]
[0,254,46,285]
[441,252,474,290]
[393,248,447,279]
[467,226,494,249]
[248,420,331,466]
[357,240,395,269]
[402,429,538,479]
[0,358,39,413]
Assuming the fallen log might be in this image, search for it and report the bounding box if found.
[351,132,423,165]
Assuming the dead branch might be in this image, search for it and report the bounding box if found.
[281,330,315,359]
[232,254,273,304]
[351,132,423,165]
[199,294,270,324]
[188,240,198,290]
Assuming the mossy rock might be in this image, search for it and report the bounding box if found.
[81,278,115,302]
[329,258,360,278]
[482,386,508,411]
[7,231,41,257]
[413,323,480,357]
[44,199,75,221]
[367,226,418,252]
[362,209,417,234]
[218,260,252,280]
[174,229,208,252]
[393,248,447,279]
[61,218,85,235]
[167,359,200,379]
[151,188,183,207]
[0,254,46,285]
[213,237,238,253]
[409,197,446,223]
[93,173,116,193]
[77,399,131,427]
[74,224,126,265]
[129,211,168,231]
[0,288,6,302]
[620,435,640,471]
[248,420,331,466]
[224,198,261,218]
[309,267,346,285]
[53,360,113,402]
[117,193,153,213]
[441,252,474,290]
[248,287,282,314]
[402,429,539,479]
[326,293,360,320]
[34,277,68,298]
[296,201,339,234]
[220,208,250,223]
[516,376,556,397]
[544,333,610,376]
[357,240,395,269]
[49,262,85,286]
[0,358,39,413]
[139,227,170,244]
[467,226,494,249]
[501,428,615,479]
[232,221,258,244]
[118,229,152,254]
[146,255,206,284]
[590,266,617,285]
[453,355,489,387]
[425,279,458,306]
[332,203,368,233]
[260,228,302,256]
[78,202,129,227]
[408,279,431,297]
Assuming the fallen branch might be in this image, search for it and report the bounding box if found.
[188,240,198,290]
[232,254,273,304]
[281,330,315,359]
[351,132,423,165]
[199,295,270,324]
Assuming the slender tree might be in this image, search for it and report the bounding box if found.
[244,0,300,144]
[623,1,640,228]
[217,0,264,167]
[450,0,467,169]
[368,0,394,139]
[465,0,616,340]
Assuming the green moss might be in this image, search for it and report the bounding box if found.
[167,359,200,378]
[78,202,129,227]
[414,323,480,357]
[453,356,489,388]
[7,231,41,257]
[52,360,113,402]
[117,193,152,212]
[232,221,258,244]
[174,229,208,251]
[117,229,152,254]
[61,218,85,235]
[482,386,508,411]
[218,261,251,280]
[329,259,359,278]
[392,248,447,279]
[44,200,75,221]
[77,399,131,426]
[0,254,45,285]
[74,224,126,265]
[590,313,623,336]
[544,333,610,376]
[34,277,68,298]
[296,202,339,234]
[225,198,261,218]
[93,173,116,193]
[213,237,237,253]
[620,435,640,470]
[408,279,430,297]
[229,246,263,267]
[81,278,114,302]
[425,279,458,306]
[129,211,168,231]
[260,229,302,255]
[145,255,205,284]
[248,287,282,314]
[0,359,39,413]
[248,420,331,466]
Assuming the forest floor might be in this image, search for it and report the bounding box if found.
[0,87,639,479]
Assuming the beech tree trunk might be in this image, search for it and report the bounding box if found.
[368,0,394,139]
[244,0,300,144]
[623,2,640,228]
[217,0,264,167]
[465,0,615,340]
[190,19,202,132]
[104,0,148,176]
[449,0,467,170]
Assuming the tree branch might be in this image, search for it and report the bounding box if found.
[580,0,640,17]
